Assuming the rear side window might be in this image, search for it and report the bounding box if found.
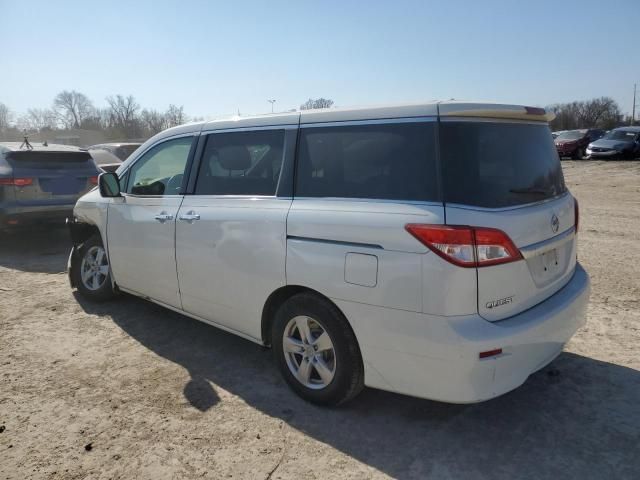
[440,122,567,208]
[195,130,285,196]
[295,122,439,201]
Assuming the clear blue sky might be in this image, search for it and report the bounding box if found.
[0,0,638,119]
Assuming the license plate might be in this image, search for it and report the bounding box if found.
[541,248,559,273]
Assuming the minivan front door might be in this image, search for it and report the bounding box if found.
[107,135,195,308]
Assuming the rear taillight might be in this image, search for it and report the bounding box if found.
[0,177,33,186]
[89,176,99,185]
[574,198,579,232]
[405,224,522,268]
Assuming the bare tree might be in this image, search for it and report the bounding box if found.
[165,104,187,128]
[0,102,12,131]
[106,95,141,137]
[53,90,94,128]
[300,98,335,110]
[549,97,622,131]
[23,108,57,131]
[579,97,621,129]
[141,109,167,134]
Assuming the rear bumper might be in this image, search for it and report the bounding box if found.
[337,263,590,403]
[0,203,74,228]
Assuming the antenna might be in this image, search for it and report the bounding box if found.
[632,83,637,126]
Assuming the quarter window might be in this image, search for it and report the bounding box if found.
[295,122,439,201]
[194,130,285,196]
[126,136,193,195]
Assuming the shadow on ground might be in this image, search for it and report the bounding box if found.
[76,293,640,479]
[0,225,70,274]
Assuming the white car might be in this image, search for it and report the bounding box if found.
[68,101,590,406]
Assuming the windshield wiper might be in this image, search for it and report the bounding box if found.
[509,187,552,195]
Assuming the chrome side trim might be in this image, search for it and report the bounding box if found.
[292,197,443,207]
[445,191,570,212]
[520,226,575,259]
[287,235,383,250]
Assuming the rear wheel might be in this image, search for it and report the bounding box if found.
[272,293,364,406]
[72,234,115,302]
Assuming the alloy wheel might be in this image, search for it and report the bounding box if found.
[282,315,336,389]
[80,245,109,291]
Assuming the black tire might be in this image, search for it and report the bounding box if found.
[272,293,364,406]
[573,148,584,160]
[72,234,115,302]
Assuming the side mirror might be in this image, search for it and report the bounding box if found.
[99,172,121,197]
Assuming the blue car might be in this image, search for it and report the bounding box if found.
[0,142,100,230]
[586,127,640,160]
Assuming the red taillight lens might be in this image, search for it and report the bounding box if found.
[525,106,545,116]
[574,198,579,233]
[479,348,503,359]
[405,224,522,268]
[88,176,99,185]
[474,228,522,267]
[405,225,475,267]
[0,177,33,186]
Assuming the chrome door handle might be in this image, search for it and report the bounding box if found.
[179,211,200,223]
[154,212,174,223]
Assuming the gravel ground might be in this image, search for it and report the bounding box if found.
[1,160,639,480]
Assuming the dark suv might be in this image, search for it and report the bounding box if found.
[0,142,100,230]
[555,129,604,159]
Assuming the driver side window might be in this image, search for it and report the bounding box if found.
[126,136,193,195]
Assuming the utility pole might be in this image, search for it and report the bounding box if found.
[268,99,276,113]
[632,84,637,126]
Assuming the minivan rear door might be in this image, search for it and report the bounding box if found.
[439,117,577,321]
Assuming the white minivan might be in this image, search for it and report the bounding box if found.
[68,102,590,406]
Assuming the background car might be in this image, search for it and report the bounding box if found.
[551,130,566,139]
[0,142,100,230]
[88,142,142,172]
[555,129,605,159]
[586,127,640,160]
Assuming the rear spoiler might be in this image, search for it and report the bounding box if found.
[439,103,555,123]
[6,151,93,163]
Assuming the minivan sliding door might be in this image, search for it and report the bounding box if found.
[175,127,297,341]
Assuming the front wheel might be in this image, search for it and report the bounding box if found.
[272,293,364,406]
[72,234,115,302]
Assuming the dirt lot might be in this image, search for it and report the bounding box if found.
[1,161,639,480]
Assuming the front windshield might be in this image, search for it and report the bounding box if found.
[603,130,637,141]
[556,130,585,140]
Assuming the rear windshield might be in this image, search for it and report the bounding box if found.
[114,145,140,160]
[7,151,92,163]
[555,130,585,140]
[603,130,638,141]
[440,121,566,208]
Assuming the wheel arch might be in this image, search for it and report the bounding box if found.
[68,219,101,247]
[261,285,359,349]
